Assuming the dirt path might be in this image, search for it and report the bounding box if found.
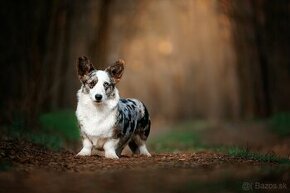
[0,139,289,193]
[0,139,272,171]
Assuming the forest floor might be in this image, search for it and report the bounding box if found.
[1,121,290,193]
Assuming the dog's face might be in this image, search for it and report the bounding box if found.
[77,56,124,103]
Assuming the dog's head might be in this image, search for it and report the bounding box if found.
[77,56,124,103]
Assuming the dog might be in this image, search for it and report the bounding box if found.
[76,56,151,159]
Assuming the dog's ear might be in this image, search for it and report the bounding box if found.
[105,59,125,84]
[77,56,95,82]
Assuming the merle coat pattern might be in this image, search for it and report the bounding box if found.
[76,56,151,159]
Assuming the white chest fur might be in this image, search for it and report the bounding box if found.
[76,90,118,140]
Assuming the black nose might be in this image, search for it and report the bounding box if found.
[95,94,103,101]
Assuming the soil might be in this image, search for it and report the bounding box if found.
[0,139,289,193]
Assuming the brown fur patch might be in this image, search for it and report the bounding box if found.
[112,127,123,139]
[105,59,125,84]
[94,138,108,151]
[77,56,95,83]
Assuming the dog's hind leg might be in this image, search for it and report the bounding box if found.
[129,121,151,157]
[128,140,139,154]
[129,104,151,157]
[139,144,151,156]
[129,136,151,157]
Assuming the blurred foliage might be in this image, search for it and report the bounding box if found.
[0,160,12,171]
[39,110,80,142]
[225,147,290,164]
[149,121,209,152]
[268,112,290,137]
[149,120,290,164]
[149,129,201,152]
[8,110,80,150]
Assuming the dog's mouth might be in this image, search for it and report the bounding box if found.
[94,100,103,104]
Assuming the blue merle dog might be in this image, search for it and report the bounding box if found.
[76,56,151,159]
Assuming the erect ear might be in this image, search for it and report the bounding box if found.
[105,59,125,84]
[77,56,95,83]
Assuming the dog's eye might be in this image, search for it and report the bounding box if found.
[103,82,109,88]
[88,81,96,89]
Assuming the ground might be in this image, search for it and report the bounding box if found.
[0,138,289,193]
[1,120,290,193]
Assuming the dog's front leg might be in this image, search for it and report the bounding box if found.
[77,136,92,156]
[103,139,119,159]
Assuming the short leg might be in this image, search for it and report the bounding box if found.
[130,110,151,156]
[77,137,92,156]
[129,135,151,157]
[128,140,139,154]
[104,139,119,159]
[139,144,151,157]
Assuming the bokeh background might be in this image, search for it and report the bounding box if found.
[0,0,289,152]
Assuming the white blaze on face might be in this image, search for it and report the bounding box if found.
[89,70,111,102]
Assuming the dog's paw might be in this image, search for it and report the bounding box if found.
[139,145,151,157]
[145,152,152,157]
[76,149,91,156]
[140,152,151,157]
[105,151,119,159]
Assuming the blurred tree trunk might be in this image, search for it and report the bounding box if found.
[89,0,112,68]
[263,0,290,113]
[231,0,270,118]
[224,0,290,119]
[0,0,112,128]
[35,0,113,110]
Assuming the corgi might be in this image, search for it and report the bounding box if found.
[76,56,151,159]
